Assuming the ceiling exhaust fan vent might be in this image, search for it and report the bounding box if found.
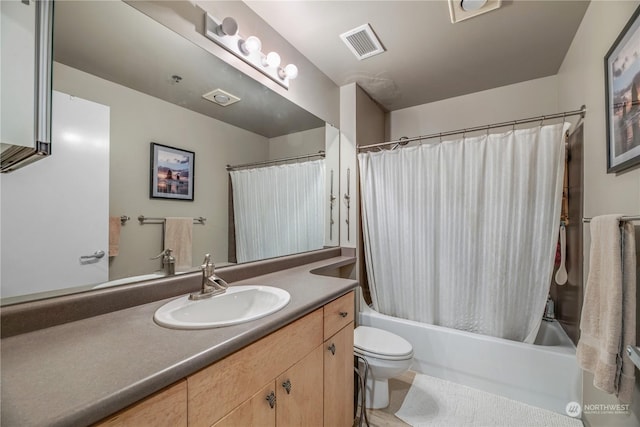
[340,24,385,60]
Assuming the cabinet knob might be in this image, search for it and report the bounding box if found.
[266,391,276,409]
[282,379,292,394]
[339,311,348,318]
[328,343,336,355]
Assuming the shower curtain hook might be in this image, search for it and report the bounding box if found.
[540,115,546,127]
[439,132,443,144]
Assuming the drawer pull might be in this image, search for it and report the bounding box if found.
[328,343,336,355]
[266,391,276,409]
[282,379,292,394]
[339,311,349,318]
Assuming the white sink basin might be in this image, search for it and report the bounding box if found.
[154,285,290,329]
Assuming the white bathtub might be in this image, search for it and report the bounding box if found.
[358,304,582,416]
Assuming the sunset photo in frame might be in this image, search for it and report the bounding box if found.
[605,6,640,173]
[150,143,194,200]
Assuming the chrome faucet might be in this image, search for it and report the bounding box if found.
[189,254,229,300]
[543,294,555,321]
[151,249,175,275]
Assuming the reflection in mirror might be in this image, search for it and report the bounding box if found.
[0,1,339,304]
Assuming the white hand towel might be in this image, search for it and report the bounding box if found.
[576,215,636,403]
[164,217,193,271]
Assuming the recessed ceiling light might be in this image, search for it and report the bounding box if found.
[448,0,501,23]
[202,88,240,107]
[460,0,487,12]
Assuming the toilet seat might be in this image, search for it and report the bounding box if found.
[354,326,413,361]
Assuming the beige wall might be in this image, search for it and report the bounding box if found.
[54,62,269,280]
[389,75,559,138]
[557,1,640,426]
[268,127,325,160]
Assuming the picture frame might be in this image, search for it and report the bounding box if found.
[605,5,640,173]
[150,142,195,200]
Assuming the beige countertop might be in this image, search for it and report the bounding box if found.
[1,255,357,427]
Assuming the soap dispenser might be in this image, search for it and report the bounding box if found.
[151,249,176,275]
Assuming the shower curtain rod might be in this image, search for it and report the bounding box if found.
[226,151,325,171]
[357,105,587,152]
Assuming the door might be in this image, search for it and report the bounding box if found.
[1,91,109,298]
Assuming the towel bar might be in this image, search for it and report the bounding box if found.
[627,346,640,370]
[137,215,206,225]
[583,215,640,223]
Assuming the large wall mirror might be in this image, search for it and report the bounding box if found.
[0,0,340,304]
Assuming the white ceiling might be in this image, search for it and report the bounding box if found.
[245,0,590,111]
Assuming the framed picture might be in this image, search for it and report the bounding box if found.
[605,6,640,173]
[150,143,194,200]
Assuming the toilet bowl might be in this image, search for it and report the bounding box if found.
[354,326,414,409]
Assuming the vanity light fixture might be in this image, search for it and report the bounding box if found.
[204,13,297,89]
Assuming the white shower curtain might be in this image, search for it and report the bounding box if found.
[359,123,569,343]
[230,159,325,263]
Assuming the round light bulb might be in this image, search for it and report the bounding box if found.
[460,0,487,11]
[283,64,298,79]
[240,36,262,55]
[213,94,230,104]
[264,51,281,68]
[217,17,238,36]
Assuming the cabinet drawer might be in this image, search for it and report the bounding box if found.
[188,308,323,427]
[323,291,354,339]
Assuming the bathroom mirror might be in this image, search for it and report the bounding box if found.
[0,0,339,304]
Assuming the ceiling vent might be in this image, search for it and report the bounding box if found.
[202,88,240,107]
[340,24,385,61]
[448,0,502,23]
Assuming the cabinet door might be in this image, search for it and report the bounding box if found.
[95,380,187,427]
[213,382,276,427]
[276,345,323,426]
[324,323,354,427]
[188,309,323,426]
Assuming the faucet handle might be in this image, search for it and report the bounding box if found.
[151,249,174,262]
[201,253,215,277]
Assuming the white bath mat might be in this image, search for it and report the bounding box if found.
[395,374,583,427]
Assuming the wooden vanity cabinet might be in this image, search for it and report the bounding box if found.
[94,291,355,427]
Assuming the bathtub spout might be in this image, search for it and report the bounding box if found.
[543,295,555,321]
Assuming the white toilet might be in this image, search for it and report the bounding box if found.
[354,326,414,409]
